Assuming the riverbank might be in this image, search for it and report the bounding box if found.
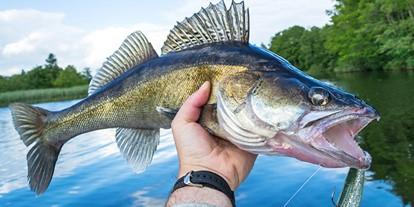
[0,85,88,107]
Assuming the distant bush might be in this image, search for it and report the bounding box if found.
[0,53,91,92]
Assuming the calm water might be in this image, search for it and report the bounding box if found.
[0,71,413,207]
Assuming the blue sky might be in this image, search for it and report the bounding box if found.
[0,0,334,75]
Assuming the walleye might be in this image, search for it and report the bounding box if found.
[10,0,379,194]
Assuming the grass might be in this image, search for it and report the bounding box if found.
[0,85,88,107]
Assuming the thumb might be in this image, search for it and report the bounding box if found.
[173,81,211,124]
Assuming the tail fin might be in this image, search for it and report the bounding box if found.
[9,103,62,194]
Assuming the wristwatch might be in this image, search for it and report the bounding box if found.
[171,170,236,207]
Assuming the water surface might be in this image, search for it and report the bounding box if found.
[0,71,412,206]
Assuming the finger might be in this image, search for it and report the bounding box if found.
[174,81,211,124]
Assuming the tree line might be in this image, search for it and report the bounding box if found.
[269,0,414,73]
[0,54,91,93]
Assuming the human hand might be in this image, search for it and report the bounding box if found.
[171,81,257,190]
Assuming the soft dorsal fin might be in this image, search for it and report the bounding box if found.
[161,0,249,54]
[88,31,158,95]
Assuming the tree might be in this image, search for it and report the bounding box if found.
[268,0,414,72]
[53,65,89,88]
[0,54,91,92]
[269,26,337,73]
[45,53,57,67]
[44,53,61,82]
[298,26,337,73]
[25,66,55,88]
[81,67,92,82]
[270,26,306,68]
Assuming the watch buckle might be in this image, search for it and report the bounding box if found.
[183,171,203,188]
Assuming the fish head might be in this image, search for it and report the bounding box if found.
[217,70,380,169]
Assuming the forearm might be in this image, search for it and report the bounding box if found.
[166,186,232,207]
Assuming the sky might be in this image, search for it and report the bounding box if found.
[0,0,335,76]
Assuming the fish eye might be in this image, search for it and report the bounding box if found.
[308,87,330,106]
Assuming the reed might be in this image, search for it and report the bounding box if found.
[0,85,88,107]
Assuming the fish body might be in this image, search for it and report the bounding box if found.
[9,0,379,194]
[47,42,272,138]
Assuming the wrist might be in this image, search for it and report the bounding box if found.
[171,170,235,207]
[167,186,232,207]
[178,164,239,190]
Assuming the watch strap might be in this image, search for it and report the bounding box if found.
[172,170,235,207]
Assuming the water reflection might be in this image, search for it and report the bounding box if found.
[318,71,414,206]
[0,100,176,200]
[130,189,166,207]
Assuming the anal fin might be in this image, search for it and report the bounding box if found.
[115,128,160,172]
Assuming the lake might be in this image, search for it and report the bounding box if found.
[0,71,413,207]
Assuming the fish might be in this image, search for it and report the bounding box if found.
[9,0,380,194]
[336,168,365,207]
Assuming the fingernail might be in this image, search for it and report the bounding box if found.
[200,81,209,90]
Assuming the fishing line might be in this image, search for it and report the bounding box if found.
[283,166,322,207]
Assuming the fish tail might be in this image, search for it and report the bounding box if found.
[9,103,62,194]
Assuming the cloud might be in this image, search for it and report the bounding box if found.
[0,9,66,44]
[0,0,334,76]
[0,9,168,76]
[80,23,169,70]
[163,0,334,45]
[3,32,48,56]
[0,9,85,75]
[246,0,334,45]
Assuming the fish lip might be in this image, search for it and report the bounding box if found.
[305,107,379,169]
[308,107,379,134]
[298,110,342,129]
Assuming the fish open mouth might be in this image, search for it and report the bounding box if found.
[319,116,372,168]
[216,84,379,169]
[305,108,379,169]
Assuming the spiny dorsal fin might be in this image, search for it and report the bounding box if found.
[161,0,249,54]
[88,31,158,95]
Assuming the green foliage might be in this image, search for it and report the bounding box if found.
[81,67,93,81]
[0,53,91,93]
[269,26,337,73]
[269,0,414,72]
[377,19,414,70]
[270,26,306,68]
[53,65,89,88]
[45,53,57,66]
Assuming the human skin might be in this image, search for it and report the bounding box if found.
[166,82,257,207]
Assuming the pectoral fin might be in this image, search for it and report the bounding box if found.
[156,106,179,120]
[115,128,160,172]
